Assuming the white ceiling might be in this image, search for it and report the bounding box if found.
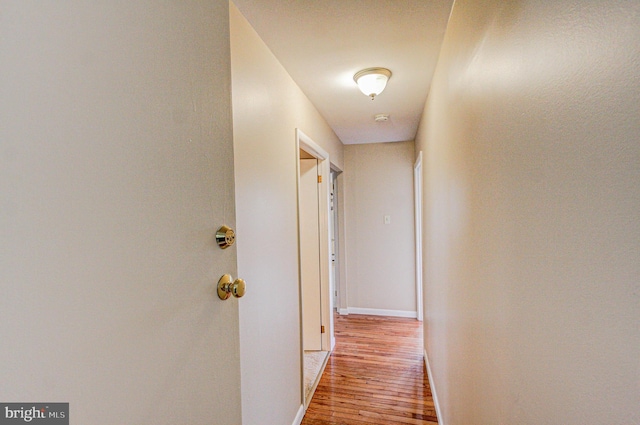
[232,0,454,145]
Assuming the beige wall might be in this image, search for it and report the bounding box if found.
[415,1,640,424]
[0,2,241,424]
[344,141,416,315]
[229,4,344,424]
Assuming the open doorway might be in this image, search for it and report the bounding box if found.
[299,154,322,351]
[329,170,339,312]
[329,168,344,323]
[296,129,334,408]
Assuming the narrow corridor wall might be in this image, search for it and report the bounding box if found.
[230,4,344,424]
[415,1,640,424]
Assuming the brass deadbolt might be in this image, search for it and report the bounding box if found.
[217,274,246,300]
[216,225,236,249]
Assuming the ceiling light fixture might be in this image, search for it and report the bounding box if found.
[353,67,392,100]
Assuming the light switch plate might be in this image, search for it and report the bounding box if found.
[384,215,391,224]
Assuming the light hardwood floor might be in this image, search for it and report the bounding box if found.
[302,314,438,425]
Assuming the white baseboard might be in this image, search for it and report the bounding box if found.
[347,307,417,318]
[291,404,305,425]
[338,308,349,315]
[424,349,443,425]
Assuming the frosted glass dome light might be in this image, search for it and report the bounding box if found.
[354,68,392,100]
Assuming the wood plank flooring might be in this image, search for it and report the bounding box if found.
[302,314,438,425]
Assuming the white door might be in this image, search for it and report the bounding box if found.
[300,158,323,351]
[0,2,242,424]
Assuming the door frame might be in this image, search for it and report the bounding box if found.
[329,166,344,346]
[295,128,334,401]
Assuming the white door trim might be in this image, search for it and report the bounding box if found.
[295,128,334,405]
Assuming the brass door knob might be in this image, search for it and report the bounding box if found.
[216,225,236,249]
[217,274,246,300]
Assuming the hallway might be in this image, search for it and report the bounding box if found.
[3,2,638,424]
[302,315,437,425]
